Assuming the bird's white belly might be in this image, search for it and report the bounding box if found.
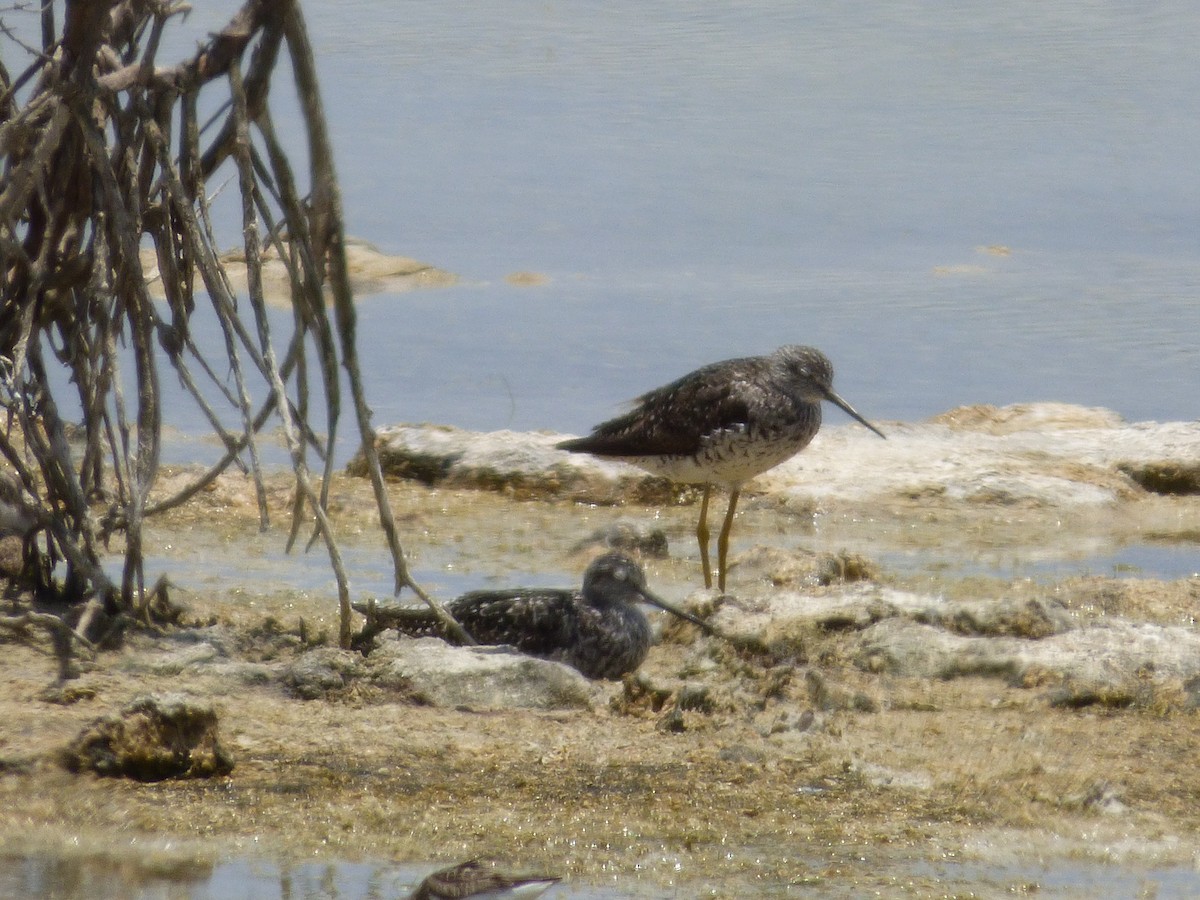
[624,429,813,488]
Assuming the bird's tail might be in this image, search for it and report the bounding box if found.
[384,607,447,638]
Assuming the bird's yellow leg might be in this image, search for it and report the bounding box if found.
[716,488,741,593]
[697,485,713,589]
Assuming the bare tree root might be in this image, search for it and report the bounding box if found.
[0,0,440,653]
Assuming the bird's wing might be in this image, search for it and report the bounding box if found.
[449,589,579,654]
[560,359,757,457]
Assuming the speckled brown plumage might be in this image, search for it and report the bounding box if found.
[387,552,706,680]
[558,346,884,591]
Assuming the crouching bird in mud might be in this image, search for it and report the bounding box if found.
[557,345,885,592]
[410,859,560,899]
[380,551,711,680]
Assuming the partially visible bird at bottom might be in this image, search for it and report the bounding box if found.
[383,551,709,680]
[410,859,560,899]
[557,345,886,592]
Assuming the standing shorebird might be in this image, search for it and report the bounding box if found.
[557,345,885,592]
[410,859,560,899]
[381,551,708,680]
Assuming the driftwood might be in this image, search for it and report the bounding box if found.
[0,0,463,653]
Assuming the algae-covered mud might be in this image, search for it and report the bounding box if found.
[2,405,1199,897]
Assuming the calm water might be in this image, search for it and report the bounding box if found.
[7,852,1200,899]
[6,2,1199,439]
[308,1,1200,436]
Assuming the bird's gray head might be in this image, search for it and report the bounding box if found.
[582,551,713,630]
[582,551,647,602]
[772,345,835,402]
[772,345,886,439]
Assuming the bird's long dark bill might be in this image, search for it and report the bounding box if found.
[640,588,714,633]
[825,388,886,439]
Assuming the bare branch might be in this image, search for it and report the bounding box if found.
[1,0,435,656]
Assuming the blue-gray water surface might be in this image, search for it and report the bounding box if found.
[7,852,1200,899]
[310,1,1200,435]
[5,2,1198,443]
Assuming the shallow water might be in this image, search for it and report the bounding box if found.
[7,850,1200,899]
[307,0,1200,436]
[6,1,1199,442]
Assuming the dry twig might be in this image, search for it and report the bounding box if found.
[0,0,436,651]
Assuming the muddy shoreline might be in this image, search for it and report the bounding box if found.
[2,405,1199,897]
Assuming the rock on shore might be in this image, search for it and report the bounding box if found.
[352,403,1200,507]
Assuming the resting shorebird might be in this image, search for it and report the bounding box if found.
[410,859,560,899]
[557,345,884,592]
[384,551,707,680]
